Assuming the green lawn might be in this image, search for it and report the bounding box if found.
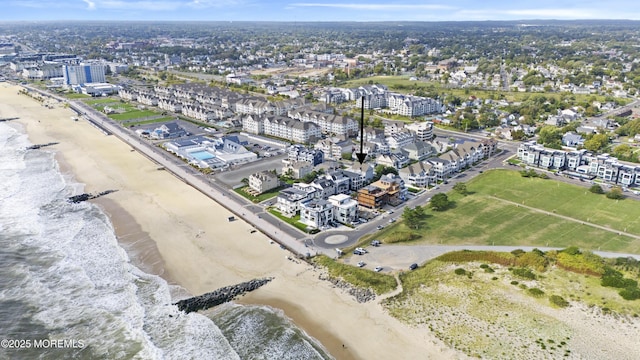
[125,117,176,126]
[109,110,159,121]
[65,93,91,99]
[268,208,309,233]
[375,169,640,254]
[233,186,281,203]
[468,170,640,235]
[84,97,120,105]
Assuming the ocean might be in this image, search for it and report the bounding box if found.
[0,121,333,360]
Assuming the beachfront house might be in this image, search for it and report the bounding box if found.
[299,199,334,229]
[327,194,358,225]
[248,171,280,195]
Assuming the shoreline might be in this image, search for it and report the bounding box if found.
[0,83,457,360]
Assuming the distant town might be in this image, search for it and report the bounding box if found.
[2,20,640,234]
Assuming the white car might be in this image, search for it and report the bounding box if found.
[355,247,368,254]
[357,261,366,267]
[374,266,383,272]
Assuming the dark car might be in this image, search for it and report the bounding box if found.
[409,263,418,270]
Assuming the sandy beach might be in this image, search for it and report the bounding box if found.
[0,83,460,359]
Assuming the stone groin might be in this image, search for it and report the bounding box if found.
[67,189,118,203]
[175,277,274,313]
[26,142,59,150]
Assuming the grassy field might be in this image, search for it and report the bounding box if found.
[108,110,159,121]
[373,169,640,254]
[84,97,120,105]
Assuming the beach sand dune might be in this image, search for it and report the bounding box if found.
[0,83,459,360]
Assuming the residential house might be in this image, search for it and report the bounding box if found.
[276,187,313,217]
[300,200,334,229]
[288,145,324,166]
[372,173,407,206]
[427,157,452,180]
[282,161,313,180]
[562,132,585,147]
[314,137,353,160]
[248,171,279,194]
[386,131,415,150]
[401,140,434,161]
[399,161,436,188]
[327,194,359,225]
[376,153,409,169]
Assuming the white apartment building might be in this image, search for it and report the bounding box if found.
[327,194,358,224]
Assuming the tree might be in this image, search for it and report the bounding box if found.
[402,206,425,230]
[453,182,468,195]
[606,187,624,200]
[584,133,609,152]
[589,184,604,194]
[429,193,451,211]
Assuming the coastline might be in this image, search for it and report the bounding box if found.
[0,83,458,359]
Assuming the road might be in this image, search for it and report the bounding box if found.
[346,244,640,273]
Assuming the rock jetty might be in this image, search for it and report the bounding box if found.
[67,189,118,203]
[26,142,59,150]
[175,277,273,313]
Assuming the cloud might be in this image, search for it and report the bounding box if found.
[82,0,96,9]
[455,8,602,20]
[289,2,454,11]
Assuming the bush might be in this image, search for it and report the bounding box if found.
[549,295,570,308]
[528,288,545,297]
[480,264,489,269]
[619,287,640,300]
[511,281,519,285]
[454,268,467,276]
[511,267,537,280]
[589,184,604,194]
[385,230,419,243]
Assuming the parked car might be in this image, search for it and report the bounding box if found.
[376,225,384,230]
[357,261,366,267]
[371,240,381,247]
[409,263,418,270]
[353,249,365,255]
[355,247,368,254]
[374,266,383,272]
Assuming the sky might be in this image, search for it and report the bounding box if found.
[2,0,640,22]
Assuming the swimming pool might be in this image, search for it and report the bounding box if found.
[190,150,215,160]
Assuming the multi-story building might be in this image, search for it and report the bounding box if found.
[399,161,436,188]
[248,171,279,194]
[314,137,353,160]
[404,121,434,141]
[282,161,313,180]
[276,188,313,217]
[517,141,640,186]
[327,194,359,224]
[357,185,388,209]
[62,64,106,85]
[288,145,324,166]
[300,200,334,229]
